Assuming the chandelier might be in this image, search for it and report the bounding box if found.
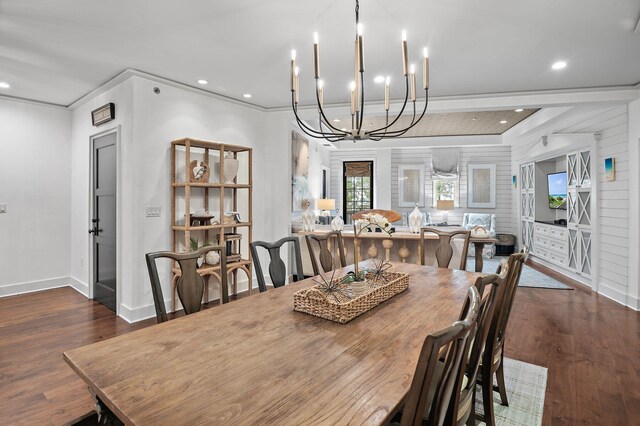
[290,0,430,142]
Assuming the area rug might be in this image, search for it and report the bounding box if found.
[475,358,547,426]
[467,256,572,290]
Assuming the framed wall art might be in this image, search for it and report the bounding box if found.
[468,163,496,208]
[398,164,425,207]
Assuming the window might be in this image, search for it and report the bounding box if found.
[343,161,374,224]
[433,179,459,207]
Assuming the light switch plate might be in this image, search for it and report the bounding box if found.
[145,206,161,217]
[0,204,6,213]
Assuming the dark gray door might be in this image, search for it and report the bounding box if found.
[91,132,117,311]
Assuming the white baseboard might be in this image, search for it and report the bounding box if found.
[0,276,70,298]
[597,282,628,306]
[69,276,89,297]
[626,294,640,311]
[118,277,261,323]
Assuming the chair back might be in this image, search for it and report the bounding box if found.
[145,245,227,323]
[449,261,509,425]
[401,287,480,426]
[419,228,471,270]
[483,248,528,369]
[250,237,304,292]
[305,231,347,275]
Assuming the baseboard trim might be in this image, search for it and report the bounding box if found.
[0,276,70,298]
[598,282,639,311]
[69,277,89,297]
[119,278,261,323]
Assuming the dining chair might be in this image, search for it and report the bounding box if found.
[419,228,471,270]
[449,260,509,426]
[476,248,528,426]
[250,237,304,292]
[399,286,480,426]
[305,231,347,275]
[145,245,227,323]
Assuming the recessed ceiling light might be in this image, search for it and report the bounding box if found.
[515,108,524,112]
[500,120,508,124]
[243,93,252,98]
[333,118,341,123]
[374,75,385,83]
[341,128,348,131]
[197,79,208,85]
[551,61,567,70]
[472,117,477,121]
[369,123,373,126]
[0,82,10,89]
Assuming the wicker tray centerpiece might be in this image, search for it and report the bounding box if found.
[293,267,409,324]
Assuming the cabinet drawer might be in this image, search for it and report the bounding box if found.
[548,226,567,241]
[548,239,567,254]
[534,236,549,249]
[534,247,549,259]
[548,252,568,267]
[534,224,549,235]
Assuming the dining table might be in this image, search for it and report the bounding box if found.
[63,261,481,425]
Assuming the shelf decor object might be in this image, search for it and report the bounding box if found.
[289,0,430,142]
[408,204,423,233]
[170,138,253,312]
[293,271,409,324]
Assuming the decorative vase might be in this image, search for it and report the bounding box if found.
[331,210,344,231]
[351,278,368,298]
[223,154,239,183]
[205,250,220,265]
[302,202,316,231]
[408,204,423,233]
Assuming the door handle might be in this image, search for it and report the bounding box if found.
[89,227,103,235]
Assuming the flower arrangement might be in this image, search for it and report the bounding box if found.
[351,213,395,282]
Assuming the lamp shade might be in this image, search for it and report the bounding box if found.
[317,198,336,211]
[436,200,454,211]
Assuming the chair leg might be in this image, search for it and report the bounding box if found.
[481,365,495,426]
[495,361,509,406]
[466,391,476,426]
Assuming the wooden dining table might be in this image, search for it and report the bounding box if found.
[63,262,481,425]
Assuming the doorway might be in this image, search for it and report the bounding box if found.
[90,131,117,311]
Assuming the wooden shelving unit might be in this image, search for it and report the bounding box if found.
[170,138,253,312]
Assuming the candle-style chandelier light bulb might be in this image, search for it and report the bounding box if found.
[290,0,430,142]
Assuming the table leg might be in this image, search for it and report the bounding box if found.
[90,389,123,426]
[474,242,485,272]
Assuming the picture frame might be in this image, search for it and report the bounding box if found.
[604,157,615,181]
[468,163,496,208]
[398,164,425,207]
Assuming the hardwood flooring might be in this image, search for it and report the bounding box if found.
[0,278,638,425]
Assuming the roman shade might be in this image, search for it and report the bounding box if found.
[344,162,372,177]
[431,149,459,179]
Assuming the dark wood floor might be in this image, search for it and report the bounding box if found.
[0,272,638,425]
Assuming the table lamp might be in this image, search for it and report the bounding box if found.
[436,200,454,225]
[317,198,336,224]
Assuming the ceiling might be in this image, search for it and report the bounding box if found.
[0,0,639,108]
[328,109,538,138]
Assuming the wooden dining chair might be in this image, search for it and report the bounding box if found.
[399,286,480,426]
[476,249,528,426]
[305,231,347,275]
[449,260,509,426]
[145,245,227,323]
[250,237,304,293]
[419,228,471,270]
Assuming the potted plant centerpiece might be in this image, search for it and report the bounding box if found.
[342,213,394,296]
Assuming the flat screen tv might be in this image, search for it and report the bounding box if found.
[547,172,567,210]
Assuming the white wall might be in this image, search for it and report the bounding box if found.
[511,104,639,309]
[70,78,134,303]
[330,145,514,234]
[0,98,72,296]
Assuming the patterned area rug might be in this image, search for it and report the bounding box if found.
[467,256,572,290]
[476,358,547,426]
